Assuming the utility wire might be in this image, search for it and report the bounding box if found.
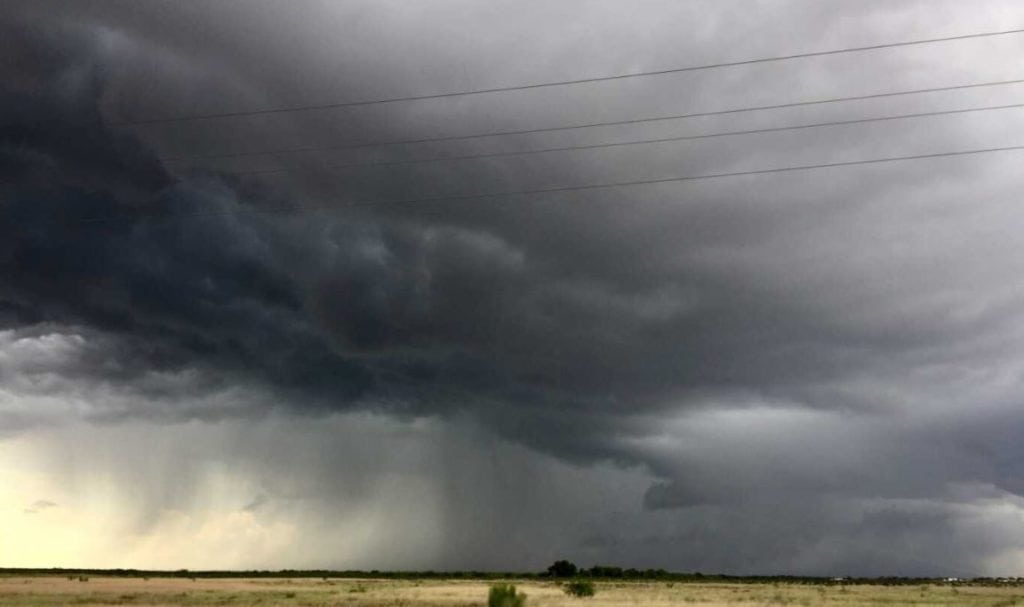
[115,27,1024,126]
[218,102,1024,176]
[159,77,1024,162]
[79,144,1024,225]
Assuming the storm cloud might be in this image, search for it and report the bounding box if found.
[4,0,1024,576]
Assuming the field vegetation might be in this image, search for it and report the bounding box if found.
[2,575,1024,606]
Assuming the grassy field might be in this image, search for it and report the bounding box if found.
[1,576,1023,606]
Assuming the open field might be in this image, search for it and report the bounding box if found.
[1,577,1023,607]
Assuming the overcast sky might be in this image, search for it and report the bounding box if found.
[4,0,1024,576]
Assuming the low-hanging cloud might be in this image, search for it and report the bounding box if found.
[5,0,1024,575]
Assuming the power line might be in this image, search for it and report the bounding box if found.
[218,102,1024,177]
[80,144,1024,225]
[115,27,1024,126]
[160,77,1024,162]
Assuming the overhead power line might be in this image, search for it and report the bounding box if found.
[116,27,1024,126]
[219,102,1024,177]
[160,77,1024,162]
[81,144,1024,225]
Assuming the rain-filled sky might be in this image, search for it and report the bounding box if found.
[4,0,1024,576]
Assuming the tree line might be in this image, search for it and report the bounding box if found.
[1,563,1019,586]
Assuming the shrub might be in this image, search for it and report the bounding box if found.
[489,583,527,607]
[563,580,595,598]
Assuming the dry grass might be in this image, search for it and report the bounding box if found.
[0,576,1022,606]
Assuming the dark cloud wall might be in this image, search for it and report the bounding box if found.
[4,0,1024,575]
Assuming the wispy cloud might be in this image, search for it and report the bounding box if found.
[23,500,57,515]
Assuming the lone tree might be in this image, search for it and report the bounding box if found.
[546,560,578,578]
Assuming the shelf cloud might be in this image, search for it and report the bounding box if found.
[4,0,1024,576]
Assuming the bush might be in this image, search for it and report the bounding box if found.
[488,583,527,607]
[563,580,595,598]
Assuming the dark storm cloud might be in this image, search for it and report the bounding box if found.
[5,0,1024,575]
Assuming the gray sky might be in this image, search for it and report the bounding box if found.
[4,0,1024,576]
